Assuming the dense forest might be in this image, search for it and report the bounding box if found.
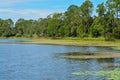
[0,0,120,40]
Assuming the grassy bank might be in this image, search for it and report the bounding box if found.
[19,37,120,47]
[0,37,120,47]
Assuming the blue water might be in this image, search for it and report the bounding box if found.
[0,39,120,80]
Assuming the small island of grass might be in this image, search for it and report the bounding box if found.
[58,51,120,59]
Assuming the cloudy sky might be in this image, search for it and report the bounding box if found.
[0,0,106,22]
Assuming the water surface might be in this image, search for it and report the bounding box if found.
[0,39,120,80]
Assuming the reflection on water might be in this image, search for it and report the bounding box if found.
[0,38,30,43]
[96,58,120,68]
[0,39,120,80]
[63,46,118,52]
[96,58,114,63]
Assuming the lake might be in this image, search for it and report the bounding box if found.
[0,38,120,80]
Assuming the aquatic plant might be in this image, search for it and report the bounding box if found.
[72,68,120,80]
[111,46,120,50]
[64,52,97,56]
[72,71,90,75]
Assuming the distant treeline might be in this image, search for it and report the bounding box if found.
[0,0,120,40]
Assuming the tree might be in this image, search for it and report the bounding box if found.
[0,0,119,39]
[36,18,49,36]
[0,18,14,37]
[90,3,106,37]
[113,26,120,39]
[79,0,93,34]
[96,2,106,17]
[90,24,104,37]
[47,13,63,37]
[106,0,120,18]
[15,18,37,37]
[77,25,87,37]
[64,5,80,37]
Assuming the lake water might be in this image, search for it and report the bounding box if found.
[0,39,120,80]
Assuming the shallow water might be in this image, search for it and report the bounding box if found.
[0,39,120,80]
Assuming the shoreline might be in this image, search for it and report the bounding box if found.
[1,38,120,59]
[19,38,120,47]
[0,37,120,47]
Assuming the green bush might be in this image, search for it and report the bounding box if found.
[105,32,114,41]
[90,25,103,37]
[15,33,22,37]
[113,27,120,39]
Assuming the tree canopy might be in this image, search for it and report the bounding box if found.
[0,0,120,40]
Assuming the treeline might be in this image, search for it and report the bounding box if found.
[0,0,120,40]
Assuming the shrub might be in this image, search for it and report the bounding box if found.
[105,32,114,41]
[113,27,120,39]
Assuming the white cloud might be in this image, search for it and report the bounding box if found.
[0,0,64,22]
[0,0,51,6]
[0,8,63,22]
[0,9,53,15]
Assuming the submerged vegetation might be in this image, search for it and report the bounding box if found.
[111,46,120,50]
[63,52,96,56]
[59,52,120,59]
[72,68,120,80]
[0,0,120,40]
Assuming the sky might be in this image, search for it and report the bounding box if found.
[0,0,106,22]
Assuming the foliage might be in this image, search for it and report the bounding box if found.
[105,32,114,41]
[0,0,120,40]
[113,26,120,39]
[72,68,120,80]
[96,2,106,16]
[90,25,103,37]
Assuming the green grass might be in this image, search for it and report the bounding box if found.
[51,37,106,41]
